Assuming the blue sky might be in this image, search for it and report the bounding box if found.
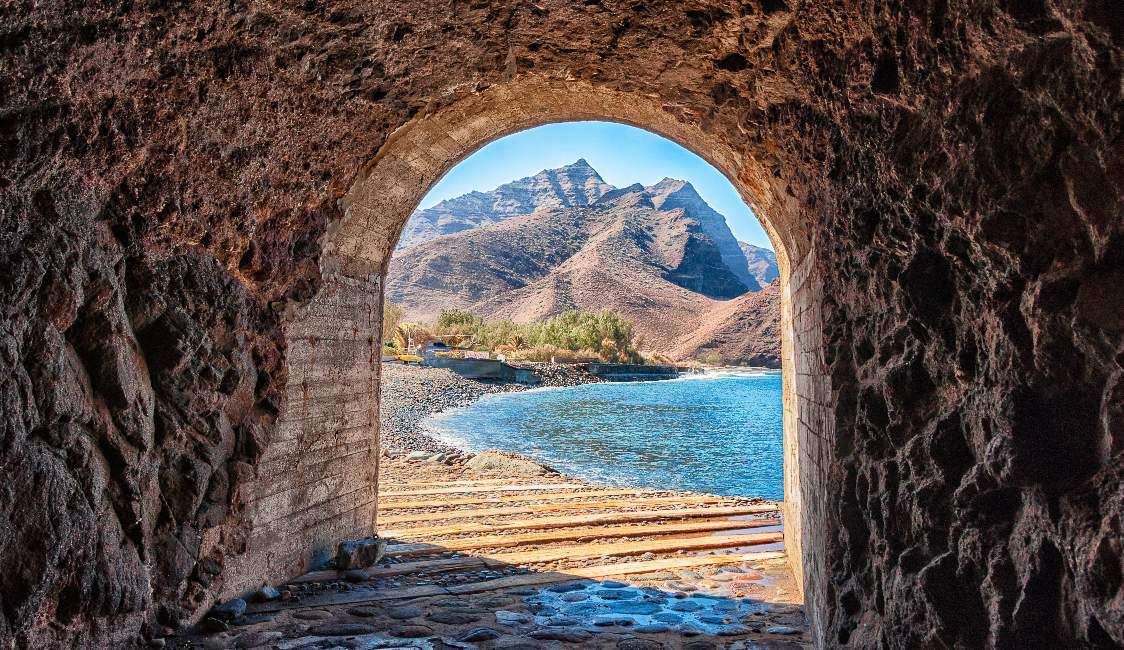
[416,121,773,249]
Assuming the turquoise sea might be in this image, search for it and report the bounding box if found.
[426,369,784,500]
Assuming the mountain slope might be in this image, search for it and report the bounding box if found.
[397,159,614,250]
[668,280,781,367]
[648,179,761,292]
[388,162,780,366]
[739,241,780,288]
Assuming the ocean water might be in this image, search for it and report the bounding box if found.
[426,369,784,500]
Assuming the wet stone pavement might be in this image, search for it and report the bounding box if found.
[167,457,810,648]
[171,570,809,649]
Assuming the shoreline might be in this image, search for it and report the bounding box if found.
[378,361,603,460]
[378,362,780,468]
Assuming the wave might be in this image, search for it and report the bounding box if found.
[665,367,779,382]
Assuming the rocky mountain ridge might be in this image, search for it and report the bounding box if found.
[389,161,780,366]
[739,241,779,289]
[396,159,615,250]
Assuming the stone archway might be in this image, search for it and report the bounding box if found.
[3,1,1120,647]
[331,75,816,596]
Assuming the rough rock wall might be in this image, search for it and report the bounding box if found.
[793,7,1123,646]
[1,0,1120,647]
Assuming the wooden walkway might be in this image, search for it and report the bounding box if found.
[255,475,789,614]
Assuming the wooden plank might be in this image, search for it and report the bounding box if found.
[379,483,588,497]
[287,556,487,584]
[481,531,782,565]
[377,488,659,510]
[378,495,734,524]
[381,504,780,539]
[385,518,782,557]
[367,556,487,578]
[254,551,788,612]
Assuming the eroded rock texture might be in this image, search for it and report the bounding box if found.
[1,0,1120,647]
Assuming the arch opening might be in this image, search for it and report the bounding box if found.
[329,80,818,606]
[223,77,834,645]
[380,119,785,487]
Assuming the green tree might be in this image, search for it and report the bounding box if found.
[383,301,405,351]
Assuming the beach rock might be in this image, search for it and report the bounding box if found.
[234,631,283,648]
[669,601,704,612]
[716,624,752,636]
[252,586,281,603]
[311,623,381,636]
[618,639,665,649]
[387,607,423,620]
[529,627,593,642]
[346,607,379,618]
[210,599,247,621]
[393,625,435,638]
[233,613,277,627]
[465,451,555,477]
[595,589,637,601]
[610,602,662,615]
[494,611,532,626]
[458,627,503,642]
[336,537,387,570]
[633,624,672,634]
[592,615,636,627]
[195,618,229,634]
[548,582,588,593]
[767,626,801,635]
[563,603,609,617]
[427,610,481,625]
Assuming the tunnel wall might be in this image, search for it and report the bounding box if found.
[785,245,834,633]
[1,1,1120,648]
[223,274,382,597]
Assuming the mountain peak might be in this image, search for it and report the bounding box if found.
[534,158,606,184]
[596,182,653,208]
[649,177,698,196]
[647,178,706,212]
[398,159,615,249]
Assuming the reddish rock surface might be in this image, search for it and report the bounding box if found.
[1,1,1120,647]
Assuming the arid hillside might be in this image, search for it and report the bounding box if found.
[397,159,614,250]
[388,162,780,365]
[739,241,779,289]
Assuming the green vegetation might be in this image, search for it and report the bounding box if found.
[697,349,725,366]
[395,308,645,363]
[382,301,406,353]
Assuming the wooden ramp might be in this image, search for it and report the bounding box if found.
[383,517,782,556]
[276,477,785,607]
